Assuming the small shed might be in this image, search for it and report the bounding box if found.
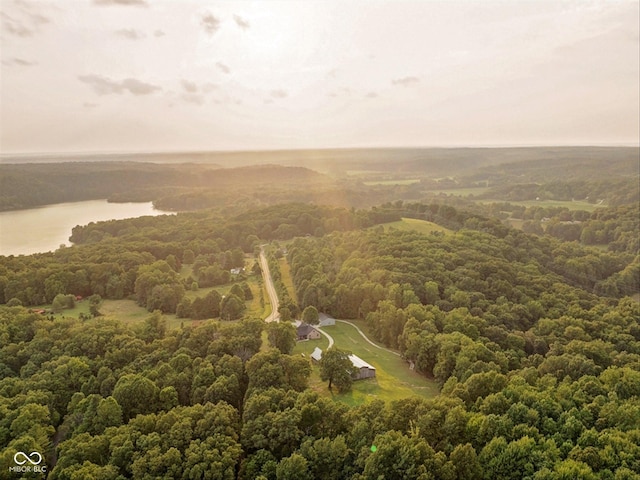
[311,347,323,362]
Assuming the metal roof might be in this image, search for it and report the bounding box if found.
[348,354,376,370]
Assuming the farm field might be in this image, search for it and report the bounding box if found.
[429,186,490,196]
[362,178,421,186]
[478,198,605,211]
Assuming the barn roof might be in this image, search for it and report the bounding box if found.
[310,348,375,371]
[348,354,375,371]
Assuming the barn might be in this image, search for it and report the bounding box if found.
[310,348,376,380]
[348,354,376,380]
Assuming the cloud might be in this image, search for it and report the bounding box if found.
[233,14,250,30]
[94,0,147,6]
[78,75,123,95]
[181,80,198,93]
[391,76,420,87]
[2,57,36,66]
[154,30,165,37]
[78,74,161,95]
[181,93,205,106]
[83,102,98,108]
[216,62,230,74]
[202,83,217,93]
[365,91,378,98]
[270,89,288,99]
[115,28,144,40]
[121,78,161,95]
[1,9,50,37]
[328,87,352,98]
[0,13,32,36]
[201,12,220,35]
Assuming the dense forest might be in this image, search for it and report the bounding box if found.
[1,150,639,479]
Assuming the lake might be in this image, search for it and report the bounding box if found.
[0,200,173,256]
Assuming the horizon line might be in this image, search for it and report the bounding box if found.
[2,143,639,158]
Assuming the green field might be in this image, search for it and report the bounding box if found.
[428,187,490,196]
[278,257,297,300]
[363,178,421,186]
[292,333,330,357]
[479,198,605,212]
[383,217,451,235]
[61,263,270,331]
[302,321,439,406]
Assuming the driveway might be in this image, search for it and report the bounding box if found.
[259,246,280,323]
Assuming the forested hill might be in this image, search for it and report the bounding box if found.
[1,201,638,478]
[0,163,330,211]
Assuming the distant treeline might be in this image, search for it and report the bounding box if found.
[0,163,331,211]
[2,146,637,211]
[477,179,639,206]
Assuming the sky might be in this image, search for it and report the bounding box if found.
[1,0,638,154]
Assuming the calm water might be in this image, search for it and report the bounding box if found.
[0,200,172,256]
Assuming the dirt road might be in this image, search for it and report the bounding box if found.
[259,247,280,323]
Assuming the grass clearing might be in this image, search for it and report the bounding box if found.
[383,217,451,236]
[363,179,421,186]
[428,187,491,196]
[99,299,150,325]
[278,257,297,300]
[346,170,384,176]
[292,334,329,357]
[308,321,439,406]
[478,198,604,212]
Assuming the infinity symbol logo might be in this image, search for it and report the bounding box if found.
[13,451,43,465]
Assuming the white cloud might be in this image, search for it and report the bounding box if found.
[115,28,144,40]
[270,89,288,99]
[201,12,220,35]
[392,76,420,87]
[216,62,231,74]
[233,14,249,30]
[94,0,147,6]
[78,75,161,95]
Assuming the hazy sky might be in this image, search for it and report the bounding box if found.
[1,0,638,154]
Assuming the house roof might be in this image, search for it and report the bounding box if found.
[297,323,316,336]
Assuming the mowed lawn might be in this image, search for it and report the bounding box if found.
[298,321,439,406]
[383,217,451,236]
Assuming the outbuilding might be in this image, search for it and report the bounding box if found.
[348,354,376,380]
[310,348,376,380]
